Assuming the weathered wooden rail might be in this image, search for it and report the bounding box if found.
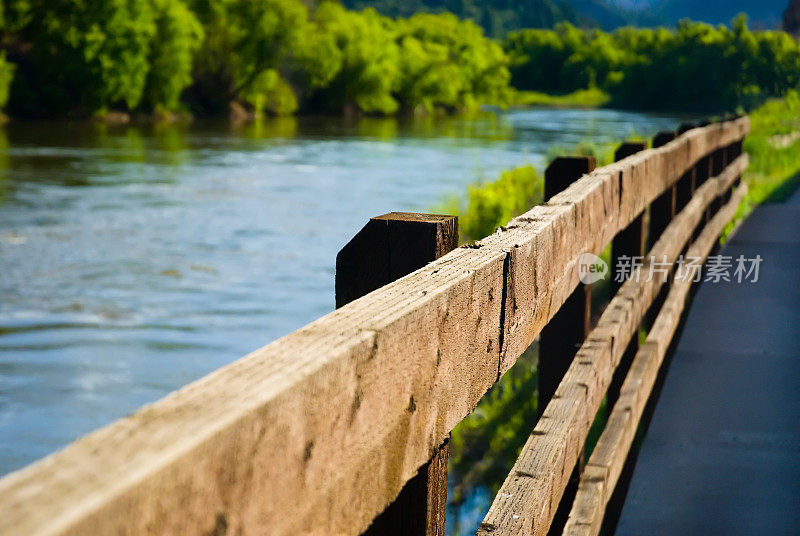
[0,117,749,536]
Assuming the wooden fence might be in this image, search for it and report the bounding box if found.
[0,117,749,536]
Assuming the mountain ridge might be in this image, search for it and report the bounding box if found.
[339,0,788,35]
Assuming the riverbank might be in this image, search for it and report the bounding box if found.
[512,88,610,109]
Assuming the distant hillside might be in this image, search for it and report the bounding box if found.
[341,0,790,36]
[339,0,638,35]
[607,0,787,28]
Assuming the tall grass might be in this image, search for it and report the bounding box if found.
[743,90,800,205]
[720,91,800,239]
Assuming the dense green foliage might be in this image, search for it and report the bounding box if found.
[459,166,541,241]
[188,0,324,115]
[0,0,511,118]
[0,2,799,119]
[146,0,204,113]
[311,4,399,114]
[3,0,203,117]
[394,13,511,113]
[506,16,800,111]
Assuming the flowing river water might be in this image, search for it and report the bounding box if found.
[0,108,690,531]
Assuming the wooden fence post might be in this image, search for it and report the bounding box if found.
[648,131,677,250]
[693,151,713,234]
[336,212,457,536]
[644,131,677,329]
[608,142,647,408]
[729,138,744,194]
[711,148,725,209]
[611,141,647,294]
[539,156,596,408]
[676,124,697,212]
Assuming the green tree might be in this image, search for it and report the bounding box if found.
[395,13,510,112]
[2,0,202,116]
[144,0,204,113]
[0,52,14,109]
[505,28,569,93]
[189,0,326,115]
[24,0,158,114]
[312,3,400,114]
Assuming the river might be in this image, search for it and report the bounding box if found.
[0,107,690,530]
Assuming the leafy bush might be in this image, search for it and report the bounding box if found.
[24,0,159,114]
[460,166,542,241]
[0,52,14,109]
[144,0,203,112]
[395,13,511,112]
[3,0,202,116]
[188,0,318,114]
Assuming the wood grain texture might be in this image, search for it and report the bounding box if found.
[343,213,457,536]
[0,119,749,536]
[561,183,748,536]
[540,157,595,412]
[476,154,748,536]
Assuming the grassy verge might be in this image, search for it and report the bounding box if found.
[721,90,800,239]
[511,87,610,108]
[743,91,800,205]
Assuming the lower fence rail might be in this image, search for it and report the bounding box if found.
[562,182,747,536]
[477,144,747,535]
